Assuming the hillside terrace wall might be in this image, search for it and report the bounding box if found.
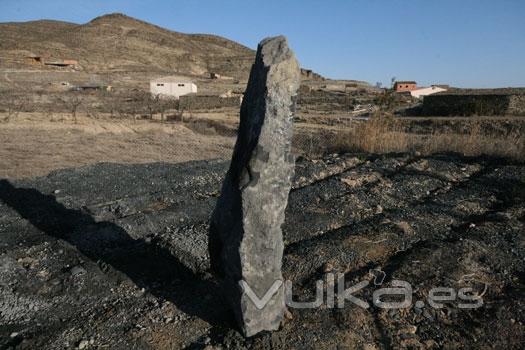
[179,95,241,110]
[508,94,525,115]
[422,93,525,116]
[297,89,355,111]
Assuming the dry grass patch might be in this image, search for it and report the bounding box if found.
[296,114,525,161]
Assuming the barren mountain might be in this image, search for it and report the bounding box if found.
[0,13,256,79]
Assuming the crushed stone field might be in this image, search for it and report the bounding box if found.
[0,153,524,349]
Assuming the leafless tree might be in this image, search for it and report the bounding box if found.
[104,90,178,122]
[86,105,100,120]
[140,91,159,120]
[105,94,124,119]
[56,94,83,123]
[158,96,178,122]
[390,76,397,89]
[1,92,26,122]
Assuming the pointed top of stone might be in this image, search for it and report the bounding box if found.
[257,36,295,66]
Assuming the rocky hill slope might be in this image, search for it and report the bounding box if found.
[0,13,256,79]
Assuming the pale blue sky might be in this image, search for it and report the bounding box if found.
[1,0,524,87]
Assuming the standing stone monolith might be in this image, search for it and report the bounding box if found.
[209,36,300,337]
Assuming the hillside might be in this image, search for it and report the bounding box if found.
[0,13,256,79]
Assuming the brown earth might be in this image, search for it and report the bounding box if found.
[0,113,235,179]
[1,112,524,179]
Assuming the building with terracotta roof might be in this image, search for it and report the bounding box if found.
[394,81,417,92]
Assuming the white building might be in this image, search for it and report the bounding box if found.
[411,85,447,99]
[150,76,197,98]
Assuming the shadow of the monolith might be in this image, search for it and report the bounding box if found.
[0,179,233,329]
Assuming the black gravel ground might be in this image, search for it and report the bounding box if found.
[1,153,524,349]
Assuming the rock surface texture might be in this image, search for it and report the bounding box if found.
[208,36,300,337]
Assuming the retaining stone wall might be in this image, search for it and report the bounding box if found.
[422,94,525,116]
[179,95,241,110]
